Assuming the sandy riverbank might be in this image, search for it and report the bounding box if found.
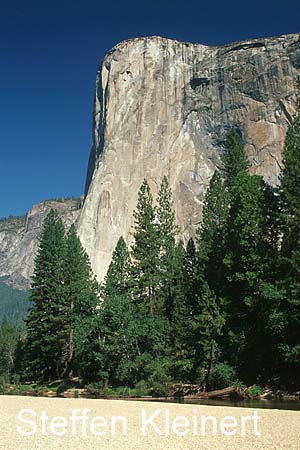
[0,395,299,449]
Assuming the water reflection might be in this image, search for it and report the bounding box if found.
[150,397,300,411]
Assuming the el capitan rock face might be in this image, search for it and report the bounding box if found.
[79,33,300,281]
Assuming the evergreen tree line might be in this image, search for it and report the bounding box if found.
[11,81,300,392]
[0,281,29,327]
[0,319,20,382]
[16,217,99,381]
[0,282,29,383]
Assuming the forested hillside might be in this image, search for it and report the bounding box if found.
[0,281,29,326]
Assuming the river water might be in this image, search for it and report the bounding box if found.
[154,397,300,411]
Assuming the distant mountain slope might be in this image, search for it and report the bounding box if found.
[0,197,82,290]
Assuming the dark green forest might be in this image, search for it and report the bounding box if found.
[0,282,29,382]
[0,281,29,327]
[1,82,300,394]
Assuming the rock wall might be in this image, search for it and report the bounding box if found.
[79,33,300,282]
[0,199,81,290]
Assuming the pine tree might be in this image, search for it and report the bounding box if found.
[280,77,300,258]
[157,176,178,252]
[222,128,248,192]
[128,179,173,380]
[61,224,99,378]
[24,209,66,381]
[223,171,279,382]
[170,241,195,380]
[93,236,140,385]
[0,319,20,381]
[193,283,225,390]
[281,78,300,218]
[194,171,229,382]
[278,77,300,386]
[192,173,229,386]
[196,170,230,296]
[103,236,131,299]
[78,292,141,386]
[183,238,198,316]
[156,176,179,319]
[224,173,269,298]
[131,179,160,314]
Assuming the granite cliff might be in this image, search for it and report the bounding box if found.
[78,33,300,281]
[1,33,300,288]
[0,199,81,290]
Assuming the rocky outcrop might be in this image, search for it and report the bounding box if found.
[79,33,300,281]
[0,199,81,290]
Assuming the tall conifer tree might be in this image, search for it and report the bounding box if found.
[131,179,160,314]
[222,128,248,192]
[193,282,225,390]
[103,236,131,298]
[24,210,66,381]
[223,171,279,381]
[279,78,300,385]
[183,238,198,318]
[61,224,99,377]
[196,171,230,296]
[156,176,179,319]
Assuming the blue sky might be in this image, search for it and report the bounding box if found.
[0,0,299,217]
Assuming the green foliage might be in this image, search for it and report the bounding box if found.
[193,283,225,389]
[278,78,300,386]
[280,81,300,217]
[24,209,67,381]
[85,381,149,398]
[94,294,142,386]
[78,178,178,388]
[248,384,263,397]
[103,237,131,298]
[156,176,179,319]
[193,171,229,386]
[222,128,248,192]
[224,172,278,295]
[0,376,6,394]
[133,380,148,396]
[222,171,280,383]
[21,210,99,382]
[171,240,195,377]
[61,224,99,377]
[77,163,297,391]
[183,238,198,314]
[145,357,172,396]
[130,179,160,314]
[196,170,230,296]
[0,281,29,326]
[0,319,21,381]
[209,362,239,390]
[12,108,300,393]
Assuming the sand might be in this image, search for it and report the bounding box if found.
[0,395,299,450]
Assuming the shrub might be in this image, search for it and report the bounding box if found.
[209,362,239,390]
[133,380,148,397]
[248,385,263,397]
